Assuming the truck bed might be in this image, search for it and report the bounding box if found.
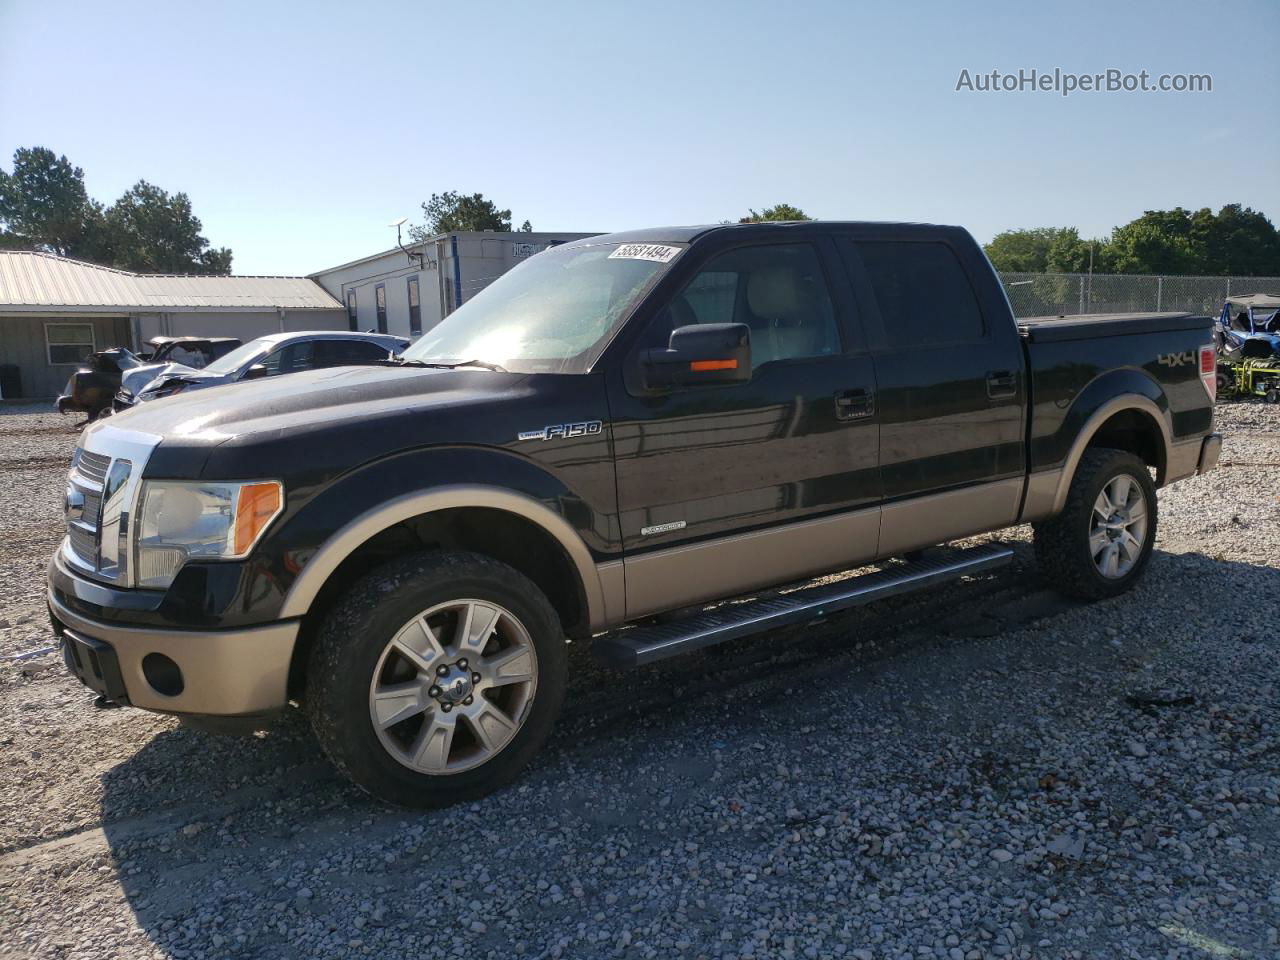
[1018,312,1211,343]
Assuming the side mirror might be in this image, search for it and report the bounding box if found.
[642,323,751,388]
[242,364,269,380]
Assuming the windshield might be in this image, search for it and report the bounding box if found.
[401,241,683,373]
[202,338,271,375]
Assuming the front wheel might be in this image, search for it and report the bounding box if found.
[306,552,567,807]
[1033,448,1158,600]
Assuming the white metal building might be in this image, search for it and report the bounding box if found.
[0,251,345,398]
[309,231,601,340]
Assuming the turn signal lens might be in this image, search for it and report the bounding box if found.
[234,482,284,555]
[690,359,738,372]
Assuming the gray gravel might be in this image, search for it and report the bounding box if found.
[1,401,1277,960]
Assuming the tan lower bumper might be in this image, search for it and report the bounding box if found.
[50,594,298,715]
[1197,433,1222,474]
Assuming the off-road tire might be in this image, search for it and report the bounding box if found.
[306,551,567,808]
[1033,448,1158,601]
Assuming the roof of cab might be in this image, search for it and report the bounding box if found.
[561,221,963,247]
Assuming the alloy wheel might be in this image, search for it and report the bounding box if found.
[1089,473,1149,579]
[368,599,538,774]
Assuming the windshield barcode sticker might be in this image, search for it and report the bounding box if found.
[608,243,682,263]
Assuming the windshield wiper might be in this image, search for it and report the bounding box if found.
[443,359,508,372]
[373,357,509,373]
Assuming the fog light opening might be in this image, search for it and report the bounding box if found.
[142,653,184,697]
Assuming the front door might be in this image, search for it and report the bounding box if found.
[605,238,882,619]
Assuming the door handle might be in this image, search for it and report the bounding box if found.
[986,370,1017,399]
[835,388,874,420]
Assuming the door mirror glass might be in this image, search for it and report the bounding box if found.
[642,323,751,388]
[242,363,269,380]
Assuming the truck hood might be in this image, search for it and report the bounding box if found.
[95,363,541,480]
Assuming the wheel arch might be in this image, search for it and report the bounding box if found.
[1047,394,1172,515]
[279,485,619,633]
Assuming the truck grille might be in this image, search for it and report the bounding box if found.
[77,450,112,485]
[68,523,97,565]
[62,429,159,589]
[65,449,129,582]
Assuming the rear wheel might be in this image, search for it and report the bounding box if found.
[306,552,567,807]
[1033,448,1157,600]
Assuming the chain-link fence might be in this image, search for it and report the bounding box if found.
[999,272,1280,319]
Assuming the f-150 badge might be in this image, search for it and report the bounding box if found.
[518,420,603,441]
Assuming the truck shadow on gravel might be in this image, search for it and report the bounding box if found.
[93,547,1277,959]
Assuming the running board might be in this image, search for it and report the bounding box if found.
[593,543,1015,669]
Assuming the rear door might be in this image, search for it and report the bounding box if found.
[606,236,882,619]
[835,230,1026,555]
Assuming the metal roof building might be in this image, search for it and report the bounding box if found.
[0,251,344,399]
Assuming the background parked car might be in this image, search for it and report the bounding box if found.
[55,347,142,421]
[115,336,244,399]
[114,331,409,408]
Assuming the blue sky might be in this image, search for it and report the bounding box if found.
[2,0,1276,276]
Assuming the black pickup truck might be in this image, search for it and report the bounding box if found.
[50,222,1221,806]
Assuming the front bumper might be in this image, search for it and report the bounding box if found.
[49,591,298,716]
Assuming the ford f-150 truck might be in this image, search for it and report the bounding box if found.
[50,222,1222,807]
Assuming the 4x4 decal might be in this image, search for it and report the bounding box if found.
[1157,351,1195,367]
[518,420,603,441]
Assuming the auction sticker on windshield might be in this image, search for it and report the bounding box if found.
[608,243,682,263]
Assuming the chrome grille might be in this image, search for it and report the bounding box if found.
[77,450,111,485]
[62,429,160,588]
[68,524,97,565]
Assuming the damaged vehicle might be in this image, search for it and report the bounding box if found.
[55,347,142,422]
[114,331,409,409]
[114,336,244,406]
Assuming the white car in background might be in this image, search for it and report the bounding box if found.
[114,331,410,409]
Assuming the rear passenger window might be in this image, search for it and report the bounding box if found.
[850,241,984,347]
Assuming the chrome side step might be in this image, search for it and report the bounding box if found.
[593,543,1015,669]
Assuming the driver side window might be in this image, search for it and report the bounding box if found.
[652,243,840,369]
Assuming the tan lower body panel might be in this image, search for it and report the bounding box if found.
[878,477,1025,556]
[623,507,881,620]
[1019,468,1063,523]
[51,594,297,715]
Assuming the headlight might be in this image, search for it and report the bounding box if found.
[140,379,188,400]
[135,480,283,588]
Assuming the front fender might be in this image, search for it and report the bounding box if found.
[260,445,619,630]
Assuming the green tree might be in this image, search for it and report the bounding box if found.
[410,191,526,239]
[0,147,98,256]
[1044,227,1111,274]
[738,203,811,223]
[98,180,233,275]
[984,227,1069,273]
[1103,205,1280,275]
[1193,204,1280,275]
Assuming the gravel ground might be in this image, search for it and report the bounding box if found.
[1,401,1277,960]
